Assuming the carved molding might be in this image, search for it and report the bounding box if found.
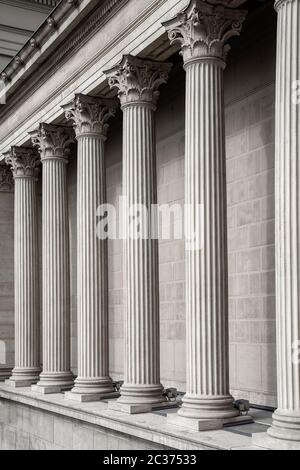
[205,0,246,6]
[31,0,57,5]
[105,55,172,107]
[0,164,14,190]
[30,123,74,161]
[63,94,118,138]
[0,0,128,88]
[4,147,40,179]
[163,0,247,65]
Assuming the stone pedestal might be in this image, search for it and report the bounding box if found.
[63,94,117,402]
[105,56,171,413]
[168,413,253,431]
[254,0,300,450]
[30,124,74,394]
[163,0,247,428]
[4,147,41,388]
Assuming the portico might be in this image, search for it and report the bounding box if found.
[0,0,299,450]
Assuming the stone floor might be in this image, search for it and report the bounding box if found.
[0,385,272,450]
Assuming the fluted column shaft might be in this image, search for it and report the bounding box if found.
[40,157,72,384]
[63,94,117,402]
[164,0,246,422]
[268,0,300,446]
[121,103,162,401]
[76,136,112,391]
[181,60,236,418]
[5,148,40,387]
[15,178,40,374]
[30,124,74,393]
[106,55,171,411]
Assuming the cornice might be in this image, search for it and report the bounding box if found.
[0,0,180,154]
[0,0,57,13]
[0,0,78,85]
[0,24,34,37]
[30,0,57,5]
[0,0,129,122]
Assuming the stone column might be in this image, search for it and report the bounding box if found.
[63,94,117,402]
[105,55,171,413]
[4,147,41,387]
[255,0,300,450]
[30,124,74,394]
[164,0,247,430]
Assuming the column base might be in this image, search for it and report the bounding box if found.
[65,390,120,403]
[178,394,240,420]
[168,412,252,431]
[252,409,300,449]
[5,378,38,388]
[31,371,74,394]
[108,399,175,415]
[106,383,168,414]
[253,432,300,451]
[0,367,12,381]
[64,376,117,402]
[5,367,40,387]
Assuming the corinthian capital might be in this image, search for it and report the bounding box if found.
[62,94,118,138]
[29,123,74,161]
[105,55,172,108]
[29,123,74,162]
[274,0,294,11]
[163,0,247,65]
[4,147,40,179]
[0,163,14,190]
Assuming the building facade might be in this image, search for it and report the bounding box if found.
[0,0,299,450]
[0,0,57,71]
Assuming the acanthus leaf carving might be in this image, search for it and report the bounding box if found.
[29,123,74,161]
[63,94,118,138]
[4,147,40,179]
[163,0,247,65]
[0,163,14,191]
[105,55,172,107]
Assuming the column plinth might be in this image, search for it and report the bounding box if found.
[163,0,249,429]
[254,0,300,450]
[30,124,74,394]
[4,147,41,388]
[63,94,117,402]
[105,56,172,414]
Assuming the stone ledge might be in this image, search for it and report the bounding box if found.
[0,385,255,450]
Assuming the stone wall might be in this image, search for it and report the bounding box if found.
[225,5,277,407]
[226,85,276,406]
[0,398,168,450]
